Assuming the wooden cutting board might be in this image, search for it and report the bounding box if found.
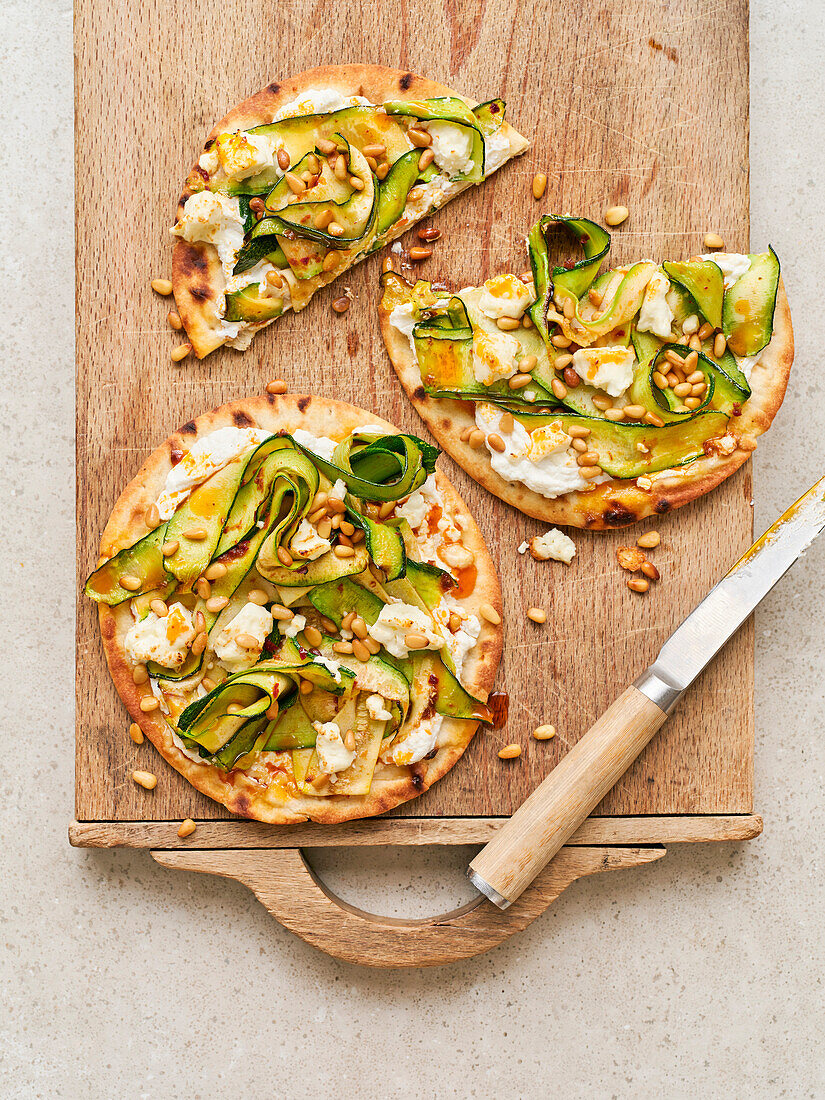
[73,0,759,963]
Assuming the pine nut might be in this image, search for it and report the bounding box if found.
[205,596,229,613]
[177,819,196,838]
[571,438,588,453]
[404,632,430,650]
[551,378,568,399]
[171,343,191,363]
[139,697,160,713]
[644,412,665,427]
[327,495,347,513]
[562,297,575,319]
[194,611,205,632]
[344,728,357,751]
[233,632,258,650]
[407,128,432,147]
[275,147,290,170]
[144,504,161,530]
[578,465,602,479]
[479,602,501,625]
[322,251,339,272]
[533,725,556,741]
[703,232,724,250]
[133,770,157,790]
[592,395,613,411]
[339,520,355,536]
[509,373,532,389]
[196,577,211,600]
[362,143,386,158]
[351,616,369,639]
[150,598,168,618]
[270,604,293,620]
[664,349,685,368]
[276,546,293,567]
[377,501,395,519]
[162,540,179,557]
[641,561,660,581]
[673,382,692,398]
[348,176,364,191]
[532,173,547,199]
[468,429,485,449]
[685,370,704,386]
[637,531,660,549]
[364,637,381,655]
[688,334,702,352]
[410,246,433,261]
[167,311,182,330]
[714,332,727,358]
[320,617,338,634]
[299,679,314,694]
[266,700,280,721]
[698,322,714,341]
[201,678,215,692]
[352,639,370,662]
[417,148,435,170]
[332,640,353,654]
[690,382,707,396]
[623,404,646,419]
[205,562,227,581]
[487,434,506,453]
[151,278,173,295]
[248,588,268,606]
[605,205,629,226]
[266,269,283,288]
[191,632,207,656]
[316,137,337,155]
[132,664,149,685]
[341,611,356,630]
[561,367,578,389]
[328,221,345,238]
[285,171,305,194]
[334,544,355,558]
[666,373,680,388]
[226,704,243,714]
[527,607,547,624]
[182,526,208,540]
[129,723,144,745]
[499,412,514,434]
[577,450,600,466]
[589,287,604,307]
[604,408,625,421]
[120,574,141,591]
[498,744,522,759]
[332,296,350,313]
[683,396,702,409]
[682,350,699,371]
[418,226,441,242]
[568,425,591,438]
[627,577,649,593]
[375,163,390,180]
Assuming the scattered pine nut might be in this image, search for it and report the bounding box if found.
[177,819,197,838]
[119,574,141,591]
[468,429,485,449]
[132,664,149,685]
[139,697,160,713]
[479,602,501,625]
[627,577,650,593]
[532,173,547,200]
[418,226,441,242]
[171,343,191,363]
[498,744,522,760]
[637,531,661,549]
[409,246,433,261]
[641,561,660,581]
[266,379,287,394]
[533,725,556,741]
[167,311,182,330]
[703,232,724,250]
[332,296,350,314]
[151,278,173,295]
[605,205,629,227]
[527,607,547,624]
[133,770,157,790]
[129,723,144,745]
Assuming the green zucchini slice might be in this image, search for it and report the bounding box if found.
[383,97,485,182]
[722,249,780,356]
[663,260,724,329]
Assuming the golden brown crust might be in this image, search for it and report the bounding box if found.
[96,394,503,824]
[171,64,528,357]
[379,281,794,529]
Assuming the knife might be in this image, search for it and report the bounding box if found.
[468,474,825,910]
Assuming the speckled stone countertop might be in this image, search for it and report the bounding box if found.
[2,1,823,1096]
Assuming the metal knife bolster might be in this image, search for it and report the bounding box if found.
[633,666,684,714]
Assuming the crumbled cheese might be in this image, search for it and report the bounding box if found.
[215,131,276,181]
[396,488,429,529]
[472,330,522,386]
[313,720,356,775]
[478,273,535,319]
[517,540,529,554]
[444,614,481,678]
[385,715,443,766]
[282,613,307,640]
[475,403,609,499]
[571,346,635,397]
[156,426,271,520]
[636,271,675,340]
[273,89,373,122]
[124,605,196,670]
[482,128,511,176]
[291,428,338,461]
[529,529,576,564]
[701,252,751,290]
[424,120,475,176]
[366,694,393,722]
[368,601,444,659]
[213,603,273,673]
[170,192,246,279]
[198,146,220,175]
[331,479,347,500]
[289,518,331,561]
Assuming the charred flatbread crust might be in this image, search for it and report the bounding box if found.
[379,282,794,529]
[172,64,529,358]
[97,395,503,824]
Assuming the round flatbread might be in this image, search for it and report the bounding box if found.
[94,394,503,824]
[172,64,529,357]
[379,279,794,530]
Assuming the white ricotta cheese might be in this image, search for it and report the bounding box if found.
[396,488,429,529]
[290,428,338,461]
[701,252,751,290]
[224,260,276,297]
[571,345,635,397]
[478,273,535,320]
[530,528,576,564]
[636,271,675,340]
[313,721,356,774]
[170,192,246,279]
[475,403,608,499]
[331,478,347,500]
[472,330,522,386]
[424,120,475,176]
[368,601,444,659]
[735,354,760,382]
[213,603,273,673]
[156,426,271,520]
[289,518,331,561]
[282,613,307,640]
[482,128,511,176]
[386,715,443,766]
[215,131,276,181]
[445,614,481,678]
[273,89,373,122]
[366,694,393,722]
[124,605,196,670]
[388,302,418,355]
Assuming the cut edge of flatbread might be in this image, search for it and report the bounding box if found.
[171,64,529,358]
[95,393,504,825]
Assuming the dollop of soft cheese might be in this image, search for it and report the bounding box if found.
[213,603,273,673]
[701,252,751,290]
[170,192,246,279]
[424,120,474,176]
[215,131,276,181]
[475,403,607,499]
[388,302,418,355]
[472,330,522,386]
[386,715,442,766]
[736,354,760,382]
[125,605,196,670]
[290,428,338,461]
[289,518,331,561]
[446,614,481,678]
[368,601,444,659]
[156,426,271,520]
[313,721,356,775]
[282,613,307,640]
[636,271,675,340]
[273,89,373,122]
[478,273,535,320]
[571,345,635,397]
[482,128,511,176]
[366,694,393,722]
[531,528,577,564]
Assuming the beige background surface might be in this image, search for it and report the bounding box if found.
[2,0,824,1096]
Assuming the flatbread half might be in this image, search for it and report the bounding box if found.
[379,277,794,530]
[95,394,503,824]
[172,64,529,358]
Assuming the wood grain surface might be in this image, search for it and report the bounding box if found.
[76,0,753,825]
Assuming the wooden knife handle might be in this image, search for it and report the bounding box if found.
[468,686,669,908]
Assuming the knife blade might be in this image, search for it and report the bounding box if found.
[468,474,825,910]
